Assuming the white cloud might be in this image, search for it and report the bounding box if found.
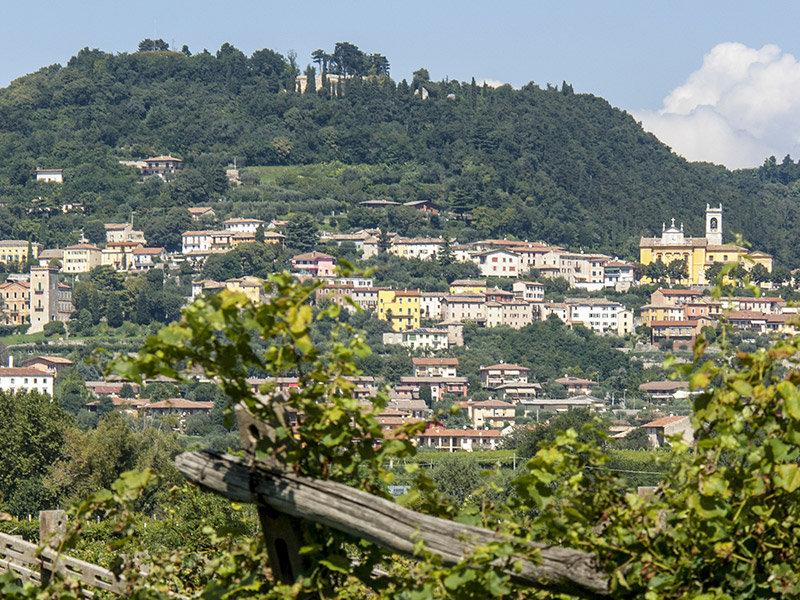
[635,42,800,169]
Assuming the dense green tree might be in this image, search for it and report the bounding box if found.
[0,391,70,516]
[82,220,106,245]
[284,212,319,253]
[666,258,689,283]
[749,262,770,284]
[143,207,192,252]
[645,259,668,283]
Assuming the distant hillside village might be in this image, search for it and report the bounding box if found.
[3,172,792,452]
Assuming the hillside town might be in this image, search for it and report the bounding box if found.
[1,189,788,452]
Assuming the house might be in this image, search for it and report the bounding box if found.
[387,398,430,419]
[38,249,64,267]
[638,381,692,403]
[22,356,74,377]
[140,398,214,417]
[640,304,686,326]
[449,279,487,295]
[377,289,421,331]
[142,156,182,179]
[412,357,458,378]
[440,293,486,324]
[485,299,535,329]
[650,319,711,350]
[222,218,266,234]
[554,376,597,395]
[105,223,146,244]
[603,260,636,290]
[101,241,143,271]
[473,248,521,278]
[415,426,501,452]
[493,382,542,403]
[0,358,54,396]
[0,280,30,325]
[643,415,693,448]
[57,283,74,322]
[181,231,233,256]
[382,328,450,350]
[359,198,400,208]
[480,364,530,388]
[188,207,216,221]
[131,247,166,270]
[63,244,102,273]
[650,289,703,307]
[85,381,140,396]
[291,252,336,278]
[398,376,468,402]
[512,280,545,303]
[565,297,630,335]
[0,241,42,265]
[420,292,446,320]
[35,168,63,183]
[402,199,440,214]
[518,395,605,414]
[194,277,268,305]
[465,399,516,429]
[390,237,443,260]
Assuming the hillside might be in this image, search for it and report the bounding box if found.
[1,44,799,264]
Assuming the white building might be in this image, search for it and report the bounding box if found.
[382,328,449,350]
[0,358,54,396]
[181,231,233,256]
[420,292,445,320]
[473,249,521,278]
[565,298,629,335]
[390,237,443,260]
[35,168,63,183]
[512,280,545,302]
[222,218,266,234]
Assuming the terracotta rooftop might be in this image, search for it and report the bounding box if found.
[643,415,690,428]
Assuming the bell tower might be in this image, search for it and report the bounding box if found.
[705,203,723,246]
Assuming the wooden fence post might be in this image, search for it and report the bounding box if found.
[236,403,310,584]
[39,510,66,585]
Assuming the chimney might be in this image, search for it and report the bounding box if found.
[8,356,12,368]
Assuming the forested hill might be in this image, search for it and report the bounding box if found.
[1,44,800,264]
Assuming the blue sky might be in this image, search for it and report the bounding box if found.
[3,1,800,168]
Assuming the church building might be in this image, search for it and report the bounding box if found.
[639,205,773,285]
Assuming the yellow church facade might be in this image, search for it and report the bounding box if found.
[639,205,773,285]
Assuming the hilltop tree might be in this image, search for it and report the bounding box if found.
[137,38,169,52]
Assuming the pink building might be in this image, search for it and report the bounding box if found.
[291,252,336,278]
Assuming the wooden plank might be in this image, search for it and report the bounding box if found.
[0,532,123,594]
[236,404,310,584]
[176,450,610,598]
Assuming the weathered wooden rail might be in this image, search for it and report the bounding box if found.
[176,449,610,598]
[0,512,123,595]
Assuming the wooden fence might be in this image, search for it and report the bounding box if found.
[0,511,123,595]
[173,404,611,598]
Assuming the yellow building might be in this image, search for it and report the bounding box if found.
[639,205,773,285]
[63,244,102,274]
[448,279,487,295]
[0,241,42,265]
[377,289,421,331]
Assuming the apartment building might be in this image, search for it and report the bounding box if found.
[377,289,421,331]
[63,244,102,273]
